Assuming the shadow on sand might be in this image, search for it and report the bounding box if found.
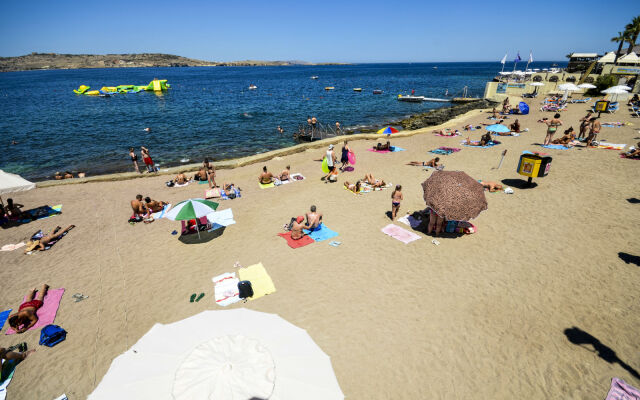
[627,198,640,204]
[618,252,640,267]
[501,178,538,189]
[564,326,640,379]
[178,227,226,244]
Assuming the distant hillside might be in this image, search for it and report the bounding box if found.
[0,53,345,72]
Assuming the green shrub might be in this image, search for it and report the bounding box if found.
[586,74,618,96]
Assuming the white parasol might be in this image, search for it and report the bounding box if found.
[577,83,596,89]
[88,309,344,400]
[0,170,35,205]
[558,83,579,101]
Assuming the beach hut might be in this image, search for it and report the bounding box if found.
[88,309,344,399]
[0,170,35,206]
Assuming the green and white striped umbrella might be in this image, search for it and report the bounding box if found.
[165,198,219,221]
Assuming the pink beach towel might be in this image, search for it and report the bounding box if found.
[381,224,421,244]
[278,232,315,248]
[606,378,640,400]
[5,288,65,335]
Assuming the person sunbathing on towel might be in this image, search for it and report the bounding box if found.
[259,166,274,184]
[509,119,521,133]
[193,168,208,182]
[30,225,75,252]
[131,194,148,216]
[306,205,323,229]
[465,133,492,146]
[433,128,457,136]
[290,216,308,240]
[407,157,439,167]
[551,127,576,147]
[7,284,50,334]
[174,172,188,185]
[344,180,362,194]
[479,180,503,192]
[373,141,391,151]
[279,165,291,181]
[222,183,239,199]
[621,142,640,158]
[145,197,167,213]
[0,345,35,362]
[363,173,386,188]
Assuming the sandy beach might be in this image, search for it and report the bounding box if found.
[1,97,639,399]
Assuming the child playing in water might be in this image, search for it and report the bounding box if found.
[391,185,403,220]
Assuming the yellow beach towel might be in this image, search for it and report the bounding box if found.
[238,263,276,300]
[259,182,275,189]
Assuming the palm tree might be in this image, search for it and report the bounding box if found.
[625,16,640,54]
[612,31,629,63]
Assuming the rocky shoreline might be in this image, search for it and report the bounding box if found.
[398,99,498,130]
[0,53,346,72]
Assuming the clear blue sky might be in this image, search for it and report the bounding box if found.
[0,0,636,62]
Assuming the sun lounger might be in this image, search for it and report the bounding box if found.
[237,263,276,300]
[5,288,65,335]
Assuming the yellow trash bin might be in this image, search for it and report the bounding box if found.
[517,153,552,186]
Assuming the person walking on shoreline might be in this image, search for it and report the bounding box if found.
[543,113,562,146]
[323,144,337,181]
[129,147,140,173]
[141,146,156,173]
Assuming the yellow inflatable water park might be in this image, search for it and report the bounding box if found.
[73,79,170,96]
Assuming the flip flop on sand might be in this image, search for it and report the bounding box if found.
[189,293,197,303]
[72,293,89,302]
[195,293,205,302]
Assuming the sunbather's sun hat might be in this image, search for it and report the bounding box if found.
[328,144,334,149]
[296,216,304,223]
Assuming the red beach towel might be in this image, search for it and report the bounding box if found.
[278,232,314,248]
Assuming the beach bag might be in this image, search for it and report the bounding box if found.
[165,181,175,187]
[237,281,253,300]
[39,324,67,347]
[205,188,220,198]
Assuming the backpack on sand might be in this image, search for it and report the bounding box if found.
[39,324,67,347]
[237,281,254,300]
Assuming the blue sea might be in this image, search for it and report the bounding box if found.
[0,62,564,181]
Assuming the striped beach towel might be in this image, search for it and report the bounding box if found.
[605,377,640,400]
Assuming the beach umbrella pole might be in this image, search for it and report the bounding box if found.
[497,150,507,169]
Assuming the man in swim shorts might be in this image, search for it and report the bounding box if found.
[131,194,147,216]
[8,284,49,334]
[306,205,323,230]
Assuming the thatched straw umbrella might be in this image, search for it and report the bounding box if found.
[421,171,487,221]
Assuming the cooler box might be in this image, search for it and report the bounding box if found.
[517,153,552,178]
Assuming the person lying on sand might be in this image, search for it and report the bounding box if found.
[465,133,492,146]
[145,197,168,213]
[621,142,640,158]
[222,183,240,199]
[509,119,521,133]
[344,180,362,194]
[373,141,391,151]
[259,166,274,184]
[407,157,439,167]
[26,225,75,252]
[363,173,386,188]
[174,172,189,185]
[279,165,291,181]
[306,205,323,229]
[479,180,503,192]
[8,284,49,333]
[433,128,458,136]
[0,345,36,362]
[131,194,148,216]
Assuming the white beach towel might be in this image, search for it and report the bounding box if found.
[397,215,422,229]
[0,360,15,400]
[151,204,171,219]
[597,142,626,150]
[212,272,240,307]
[206,208,236,231]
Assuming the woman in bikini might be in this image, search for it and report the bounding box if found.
[203,158,216,188]
[344,181,362,194]
[129,147,140,173]
[578,111,592,140]
[551,127,576,147]
[8,284,50,333]
[543,113,563,145]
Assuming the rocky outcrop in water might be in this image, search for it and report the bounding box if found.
[0,53,346,72]
[399,99,498,130]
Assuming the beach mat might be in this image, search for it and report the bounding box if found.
[197,180,209,184]
[0,310,11,332]
[434,133,460,137]
[219,188,241,200]
[597,142,626,150]
[540,144,571,150]
[212,272,240,307]
[259,182,275,189]
[381,224,421,244]
[5,288,65,335]
[278,232,315,248]
[237,263,276,300]
[605,377,640,400]
[303,224,339,242]
[366,146,405,154]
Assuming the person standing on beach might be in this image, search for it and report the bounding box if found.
[339,140,350,171]
[578,111,593,140]
[543,113,562,146]
[335,121,342,135]
[323,144,337,181]
[586,117,601,147]
[204,158,216,188]
[391,185,403,220]
[129,147,140,173]
[141,146,155,173]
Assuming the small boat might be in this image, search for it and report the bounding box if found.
[422,97,451,102]
[311,76,319,80]
[353,88,363,92]
[324,87,335,90]
[373,89,383,94]
[397,95,424,102]
[248,85,257,90]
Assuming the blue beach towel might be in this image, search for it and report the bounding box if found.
[540,144,571,150]
[220,188,241,200]
[0,310,11,332]
[303,224,339,242]
[390,146,405,152]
